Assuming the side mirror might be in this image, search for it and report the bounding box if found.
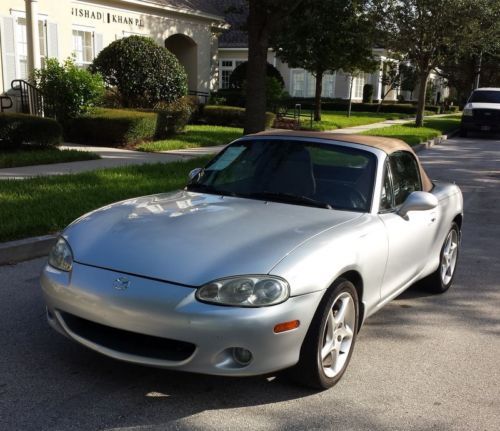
[398,191,438,218]
[188,167,203,181]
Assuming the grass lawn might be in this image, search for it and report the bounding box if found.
[137,125,243,152]
[0,157,210,242]
[309,110,411,131]
[0,147,100,169]
[362,115,461,146]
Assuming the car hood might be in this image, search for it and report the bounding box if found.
[64,190,361,286]
[466,102,500,110]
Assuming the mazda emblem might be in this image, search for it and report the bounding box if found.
[113,276,130,290]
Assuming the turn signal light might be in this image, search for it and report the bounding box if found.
[274,320,300,333]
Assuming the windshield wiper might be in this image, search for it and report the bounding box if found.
[244,191,333,209]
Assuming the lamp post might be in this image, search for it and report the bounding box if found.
[26,0,41,78]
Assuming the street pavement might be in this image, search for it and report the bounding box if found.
[0,134,499,430]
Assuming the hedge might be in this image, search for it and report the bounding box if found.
[201,105,276,129]
[288,99,446,115]
[64,102,192,146]
[0,113,62,150]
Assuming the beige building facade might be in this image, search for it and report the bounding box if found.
[0,0,225,98]
[1,0,448,112]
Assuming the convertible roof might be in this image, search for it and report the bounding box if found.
[250,130,433,192]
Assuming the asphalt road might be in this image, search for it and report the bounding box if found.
[1,134,499,431]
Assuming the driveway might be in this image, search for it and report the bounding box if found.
[0,135,499,430]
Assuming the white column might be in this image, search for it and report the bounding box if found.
[375,57,384,101]
[26,0,41,76]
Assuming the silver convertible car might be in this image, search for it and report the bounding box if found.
[41,131,463,389]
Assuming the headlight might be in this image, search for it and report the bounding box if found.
[48,237,73,272]
[463,107,473,116]
[196,276,289,307]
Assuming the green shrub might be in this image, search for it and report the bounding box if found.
[154,96,195,136]
[91,36,187,108]
[0,113,62,150]
[229,62,285,90]
[202,105,275,129]
[210,89,245,107]
[288,99,445,115]
[362,84,374,103]
[33,58,105,121]
[64,108,159,146]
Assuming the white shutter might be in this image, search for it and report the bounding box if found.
[47,22,58,59]
[94,33,103,58]
[1,16,17,91]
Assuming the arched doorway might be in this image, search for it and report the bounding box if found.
[165,34,198,91]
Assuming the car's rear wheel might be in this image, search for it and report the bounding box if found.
[420,222,460,294]
[459,127,468,137]
[291,278,359,389]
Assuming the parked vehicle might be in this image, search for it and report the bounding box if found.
[41,131,463,389]
[460,87,500,136]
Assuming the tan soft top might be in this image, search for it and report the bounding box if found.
[249,130,433,192]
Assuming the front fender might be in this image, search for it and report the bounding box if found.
[269,214,387,318]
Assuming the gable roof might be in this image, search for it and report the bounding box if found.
[206,0,248,48]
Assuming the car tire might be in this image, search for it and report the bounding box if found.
[459,127,468,137]
[290,278,359,389]
[420,222,460,294]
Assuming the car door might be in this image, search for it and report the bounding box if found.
[378,151,438,298]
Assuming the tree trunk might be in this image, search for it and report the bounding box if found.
[415,71,430,127]
[244,2,270,134]
[314,71,324,122]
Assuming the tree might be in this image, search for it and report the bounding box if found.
[91,36,187,108]
[377,0,474,126]
[244,0,303,134]
[272,0,377,121]
[377,60,402,111]
[399,63,418,100]
[436,0,500,102]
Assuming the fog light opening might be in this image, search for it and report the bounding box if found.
[232,347,253,366]
[274,320,300,333]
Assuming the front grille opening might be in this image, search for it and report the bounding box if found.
[59,311,195,362]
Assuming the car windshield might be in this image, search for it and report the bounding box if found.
[186,139,377,212]
[469,90,500,103]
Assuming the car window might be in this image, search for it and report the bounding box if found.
[379,162,394,211]
[469,90,500,104]
[187,139,377,212]
[389,151,422,206]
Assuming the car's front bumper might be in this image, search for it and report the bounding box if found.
[40,262,324,376]
[461,110,500,132]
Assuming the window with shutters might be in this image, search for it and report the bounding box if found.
[72,29,94,67]
[13,16,48,79]
[291,69,336,98]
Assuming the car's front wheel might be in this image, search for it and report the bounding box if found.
[420,222,460,294]
[292,278,359,389]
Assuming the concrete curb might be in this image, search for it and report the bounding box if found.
[0,128,462,266]
[413,128,459,153]
[0,234,57,266]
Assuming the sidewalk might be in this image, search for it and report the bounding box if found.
[0,114,452,180]
[0,144,223,180]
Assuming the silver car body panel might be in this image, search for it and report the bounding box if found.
[41,136,464,375]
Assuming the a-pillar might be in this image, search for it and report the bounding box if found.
[26,0,41,77]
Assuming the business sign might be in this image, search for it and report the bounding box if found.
[71,7,145,27]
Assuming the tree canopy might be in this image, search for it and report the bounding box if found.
[376,0,481,126]
[272,0,377,120]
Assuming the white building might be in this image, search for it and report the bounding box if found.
[0,0,225,102]
[0,0,447,113]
